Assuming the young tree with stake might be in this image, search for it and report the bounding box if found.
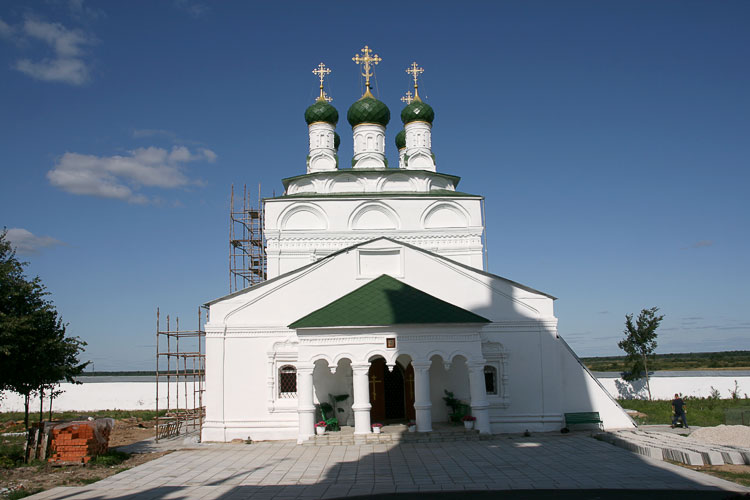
[618,307,664,400]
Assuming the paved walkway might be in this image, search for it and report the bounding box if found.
[29,433,748,499]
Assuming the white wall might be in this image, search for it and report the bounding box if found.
[0,382,188,413]
[598,375,750,401]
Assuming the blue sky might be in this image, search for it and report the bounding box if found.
[1,1,748,370]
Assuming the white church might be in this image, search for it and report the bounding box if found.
[201,47,635,443]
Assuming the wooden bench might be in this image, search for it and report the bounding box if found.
[563,412,603,431]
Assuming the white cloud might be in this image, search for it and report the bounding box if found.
[0,17,14,39]
[7,18,93,85]
[47,146,214,203]
[6,228,64,254]
[174,0,209,18]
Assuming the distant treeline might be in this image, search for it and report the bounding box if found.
[582,350,750,372]
[78,371,185,377]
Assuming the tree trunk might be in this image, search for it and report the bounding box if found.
[642,353,652,400]
[49,392,54,421]
[23,394,30,430]
[38,388,44,424]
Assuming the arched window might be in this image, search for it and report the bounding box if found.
[484,366,497,395]
[279,365,297,398]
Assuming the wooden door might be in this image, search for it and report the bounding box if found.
[368,358,386,421]
[404,363,416,420]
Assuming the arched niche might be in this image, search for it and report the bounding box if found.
[288,180,315,195]
[279,203,328,231]
[349,202,400,230]
[328,174,365,194]
[421,201,469,229]
[379,174,416,192]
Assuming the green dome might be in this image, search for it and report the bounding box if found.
[305,98,339,126]
[347,96,390,127]
[334,131,340,150]
[395,129,406,150]
[401,99,434,125]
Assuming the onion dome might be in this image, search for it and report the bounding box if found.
[305,98,339,126]
[347,90,390,127]
[395,129,406,150]
[401,98,434,125]
[334,132,341,150]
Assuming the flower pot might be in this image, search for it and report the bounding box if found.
[463,420,474,430]
[315,426,326,435]
[372,426,381,434]
[408,425,417,433]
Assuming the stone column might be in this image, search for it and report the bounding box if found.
[412,361,433,432]
[351,362,372,434]
[468,362,491,434]
[296,364,315,443]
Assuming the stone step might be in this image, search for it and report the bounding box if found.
[302,427,492,446]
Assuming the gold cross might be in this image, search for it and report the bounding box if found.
[400,90,414,105]
[352,45,382,94]
[406,62,424,100]
[312,62,332,101]
[369,375,380,401]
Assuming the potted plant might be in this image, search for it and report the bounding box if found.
[407,421,417,432]
[315,421,327,435]
[371,423,383,434]
[462,415,476,430]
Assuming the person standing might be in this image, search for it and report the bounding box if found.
[671,393,688,428]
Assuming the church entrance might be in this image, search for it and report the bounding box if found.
[368,358,416,422]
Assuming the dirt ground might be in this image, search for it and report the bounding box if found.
[1,419,169,497]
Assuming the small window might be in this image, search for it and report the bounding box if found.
[484,366,497,395]
[279,365,297,398]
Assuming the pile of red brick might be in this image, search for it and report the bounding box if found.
[48,421,111,464]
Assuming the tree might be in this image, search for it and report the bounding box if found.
[618,307,664,400]
[0,229,88,428]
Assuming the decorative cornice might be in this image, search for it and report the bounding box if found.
[299,336,382,345]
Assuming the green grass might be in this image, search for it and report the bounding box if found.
[583,350,750,372]
[700,469,750,487]
[0,434,26,469]
[0,409,166,427]
[5,488,43,500]
[91,450,130,467]
[618,398,750,426]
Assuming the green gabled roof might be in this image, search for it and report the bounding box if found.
[289,274,490,329]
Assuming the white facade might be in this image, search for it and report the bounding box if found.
[203,238,634,443]
[202,81,634,443]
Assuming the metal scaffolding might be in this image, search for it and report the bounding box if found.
[155,308,205,442]
[230,184,267,292]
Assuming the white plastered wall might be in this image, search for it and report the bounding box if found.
[202,239,633,441]
[265,196,484,279]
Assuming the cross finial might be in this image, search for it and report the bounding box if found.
[352,45,382,96]
[401,90,414,105]
[406,61,424,101]
[312,62,332,101]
